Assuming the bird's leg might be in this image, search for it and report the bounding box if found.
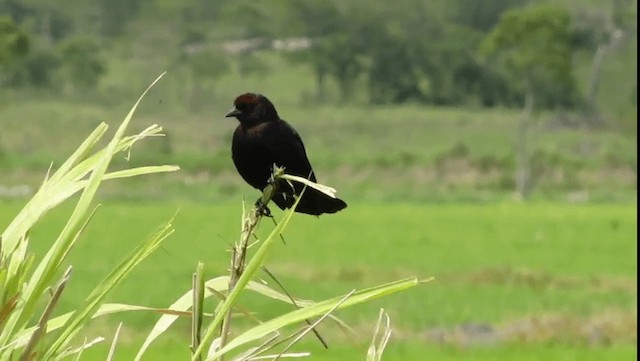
[254,164,283,218]
[254,198,273,218]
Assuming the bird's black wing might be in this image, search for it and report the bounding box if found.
[257,119,346,215]
[263,119,319,210]
[266,119,317,182]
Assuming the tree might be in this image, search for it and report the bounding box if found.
[96,0,140,36]
[287,0,486,105]
[179,46,230,111]
[284,0,366,102]
[580,0,637,125]
[451,0,529,31]
[57,36,105,92]
[8,47,60,87]
[480,4,577,199]
[0,16,29,83]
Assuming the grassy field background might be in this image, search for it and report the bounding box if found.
[1,99,636,204]
[0,200,635,360]
[1,49,637,203]
[0,43,636,361]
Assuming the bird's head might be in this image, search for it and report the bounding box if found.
[225,93,279,126]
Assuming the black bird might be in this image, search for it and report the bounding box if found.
[225,93,347,216]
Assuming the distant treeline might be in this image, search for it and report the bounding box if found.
[0,0,636,115]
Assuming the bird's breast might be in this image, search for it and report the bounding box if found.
[231,125,274,189]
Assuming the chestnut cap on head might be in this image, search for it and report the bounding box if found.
[225,93,261,117]
[225,93,278,125]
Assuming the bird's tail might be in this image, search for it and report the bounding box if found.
[271,185,347,216]
[296,187,347,215]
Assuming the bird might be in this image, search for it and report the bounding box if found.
[225,92,347,216]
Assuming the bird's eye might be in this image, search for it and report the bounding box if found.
[236,102,252,111]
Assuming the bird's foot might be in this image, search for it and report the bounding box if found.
[255,199,273,218]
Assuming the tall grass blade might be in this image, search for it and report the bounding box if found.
[0,124,108,257]
[106,322,123,361]
[366,309,392,361]
[42,218,174,358]
[192,194,302,360]
[9,302,193,351]
[136,276,230,360]
[19,267,72,361]
[191,262,205,360]
[207,278,419,360]
[55,337,104,361]
[274,290,354,361]
[1,73,167,351]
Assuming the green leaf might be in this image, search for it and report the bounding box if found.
[192,194,302,360]
[207,278,420,360]
[42,217,174,358]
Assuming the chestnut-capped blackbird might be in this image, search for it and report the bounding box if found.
[225,93,347,216]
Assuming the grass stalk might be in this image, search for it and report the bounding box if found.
[191,263,205,361]
[217,166,284,360]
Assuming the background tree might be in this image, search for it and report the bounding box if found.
[284,0,369,102]
[7,47,60,87]
[178,39,231,111]
[480,4,578,199]
[96,0,140,36]
[57,36,105,94]
[451,0,529,31]
[0,16,29,84]
[582,0,637,126]
[0,0,635,119]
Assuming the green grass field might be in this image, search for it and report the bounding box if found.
[0,200,635,360]
[0,87,636,360]
[1,99,636,205]
[0,3,636,358]
[0,44,636,360]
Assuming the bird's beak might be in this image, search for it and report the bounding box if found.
[225,106,241,118]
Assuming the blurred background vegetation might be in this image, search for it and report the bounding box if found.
[0,0,636,202]
[0,1,637,360]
